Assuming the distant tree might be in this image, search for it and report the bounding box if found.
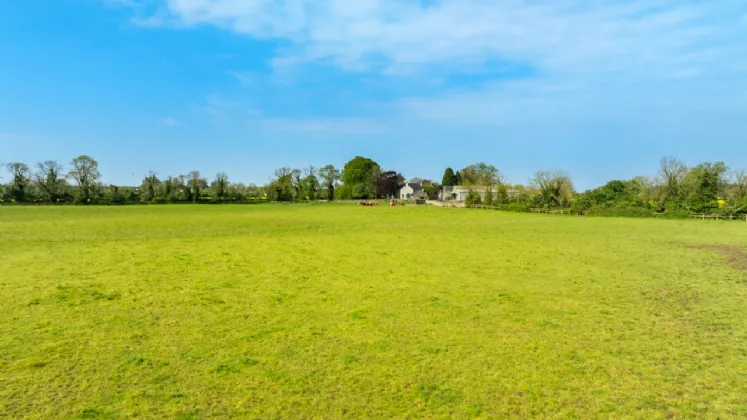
[318,165,341,201]
[423,183,439,200]
[442,168,457,186]
[685,162,728,212]
[108,184,124,204]
[484,187,494,205]
[531,169,575,207]
[409,177,423,184]
[730,170,747,203]
[290,169,302,199]
[35,161,66,203]
[170,176,186,201]
[301,166,319,200]
[5,162,31,202]
[352,183,368,199]
[465,189,482,206]
[228,182,247,201]
[378,170,404,198]
[657,156,687,208]
[339,156,378,199]
[210,173,230,202]
[495,183,509,204]
[246,183,262,199]
[186,170,207,203]
[460,162,500,186]
[269,167,295,201]
[68,155,101,204]
[365,165,382,198]
[454,170,463,186]
[140,172,160,202]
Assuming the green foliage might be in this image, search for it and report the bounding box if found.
[5,162,31,203]
[465,190,482,206]
[423,183,439,200]
[460,162,500,186]
[318,165,340,201]
[210,173,230,202]
[454,171,462,186]
[684,162,728,213]
[341,156,378,186]
[339,156,379,199]
[68,155,101,204]
[268,168,296,202]
[352,183,368,199]
[299,167,320,201]
[442,167,457,186]
[141,172,160,203]
[532,169,575,208]
[483,188,494,205]
[35,161,66,203]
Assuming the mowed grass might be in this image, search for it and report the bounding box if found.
[2,205,747,419]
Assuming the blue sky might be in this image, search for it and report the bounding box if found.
[2,0,746,190]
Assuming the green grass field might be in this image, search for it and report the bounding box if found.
[2,205,747,419]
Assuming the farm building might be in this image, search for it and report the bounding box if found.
[397,182,424,200]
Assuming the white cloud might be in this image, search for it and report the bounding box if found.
[159,117,180,127]
[155,0,747,78]
[141,1,747,127]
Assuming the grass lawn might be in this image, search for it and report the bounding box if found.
[1,204,747,419]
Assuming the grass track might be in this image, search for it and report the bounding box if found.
[1,204,747,418]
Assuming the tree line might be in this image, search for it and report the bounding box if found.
[441,158,747,217]
[2,154,746,217]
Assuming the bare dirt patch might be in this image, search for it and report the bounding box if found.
[688,245,747,272]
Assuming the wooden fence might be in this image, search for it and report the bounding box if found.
[691,213,747,221]
[528,208,587,216]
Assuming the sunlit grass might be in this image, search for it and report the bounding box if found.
[1,204,747,418]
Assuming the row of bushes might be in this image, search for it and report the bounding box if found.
[465,201,747,219]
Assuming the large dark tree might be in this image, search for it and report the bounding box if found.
[339,156,379,199]
[379,171,404,198]
[442,167,457,186]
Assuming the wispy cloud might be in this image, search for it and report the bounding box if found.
[152,0,746,77]
[158,117,179,127]
[134,1,747,129]
[191,94,263,123]
[227,70,254,87]
[261,117,383,134]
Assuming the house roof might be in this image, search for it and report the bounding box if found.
[399,182,423,191]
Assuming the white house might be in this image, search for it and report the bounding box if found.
[397,182,424,200]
